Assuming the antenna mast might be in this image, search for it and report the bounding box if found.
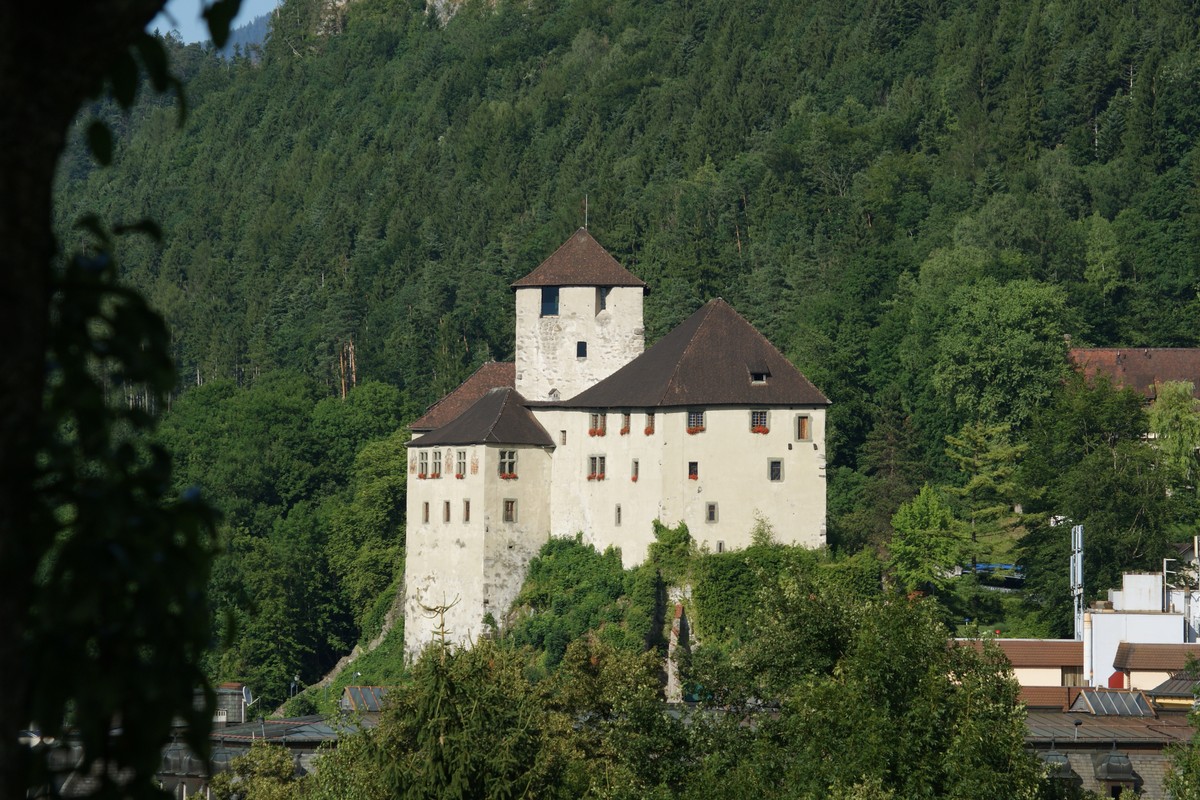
[1070,524,1084,640]
[584,194,588,229]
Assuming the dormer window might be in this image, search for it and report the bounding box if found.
[750,370,770,384]
[541,287,559,317]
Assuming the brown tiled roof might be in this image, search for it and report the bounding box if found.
[954,638,1081,667]
[1069,348,1200,399]
[511,228,647,290]
[410,362,514,432]
[407,388,553,448]
[557,299,829,408]
[1113,642,1200,672]
[1020,686,1083,709]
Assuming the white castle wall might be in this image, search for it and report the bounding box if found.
[514,285,644,402]
[403,444,552,657]
[538,405,827,567]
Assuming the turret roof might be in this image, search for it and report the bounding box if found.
[511,228,647,290]
[407,387,553,447]
[555,298,829,408]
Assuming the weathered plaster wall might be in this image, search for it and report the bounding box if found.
[514,285,644,401]
[403,444,553,657]
[538,405,827,567]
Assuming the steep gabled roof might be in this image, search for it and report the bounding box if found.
[557,298,829,408]
[407,388,553,448]
[1069,348,1200,400]
[410,362,515,432]
[511,228,647,290]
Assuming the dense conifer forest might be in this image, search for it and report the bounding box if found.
[56,0,1200,754]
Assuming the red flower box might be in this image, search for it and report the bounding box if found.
[588,428,607,437]
[620,427,630,436]
[500,472,518,480]
[455,473,465,479]
[417,473,427,479]
[587,473,597,481]
[644,426,654,435]
[686,426,705,435]
[688,474,699,480]
[631,475,638,482]
[751,425,769,434]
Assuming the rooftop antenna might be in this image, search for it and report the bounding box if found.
[1071,524,1084,640]
[584,194,588,229]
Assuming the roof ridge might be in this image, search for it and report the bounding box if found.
[484,388,511,441]
[660,301,716,405]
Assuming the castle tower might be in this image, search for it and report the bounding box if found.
[511,229,647,402]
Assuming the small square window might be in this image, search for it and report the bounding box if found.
[577,341,588,358]
[499,450,517,478]
[541,287,559,316]
[796,415,811,441]
[443,501,451,523]
[688,461,699,480]
[716,540,725,552]
[707,503,719,523]
[463,500,470,523]
[751,410,769,432]
[687,410,705,433]
[560,430,567,445]
[503,499,517,523]
[590,413,606,436]
[769,459,783,482]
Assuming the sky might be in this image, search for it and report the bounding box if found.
[149,0,281,44]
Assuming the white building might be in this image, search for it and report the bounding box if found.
[402,229,830,657]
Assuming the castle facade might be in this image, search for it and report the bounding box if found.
[403,229,829,656]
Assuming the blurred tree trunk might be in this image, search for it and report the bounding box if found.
[0,3,165,796]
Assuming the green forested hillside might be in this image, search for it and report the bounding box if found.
[56,0,1200,700]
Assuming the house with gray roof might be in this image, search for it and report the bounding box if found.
[403,229,829,657]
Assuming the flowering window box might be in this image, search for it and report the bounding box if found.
[455,473,465,480]
[588,428,606,437]
[417,473,427,480]
[587,473,597,481]
[595,474,605,481]
[688,474,699,480]
[631,475,638,482]
[686,426,706,435]
[499,472,518,480]
[751,425,770,434]
[620,427,630,436]
[644,426,654,435]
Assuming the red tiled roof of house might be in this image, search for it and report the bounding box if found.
[558,298,829,408]
[1069,348,1200,399]
[1113,642,1200,672]
[511,228,647,290]
[410,362,515,432]
[1020,686,1083,709]
[955,638,1082,667]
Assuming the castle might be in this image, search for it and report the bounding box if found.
[403,229,830,656]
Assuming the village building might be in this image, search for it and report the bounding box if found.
[402,229,830,656]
